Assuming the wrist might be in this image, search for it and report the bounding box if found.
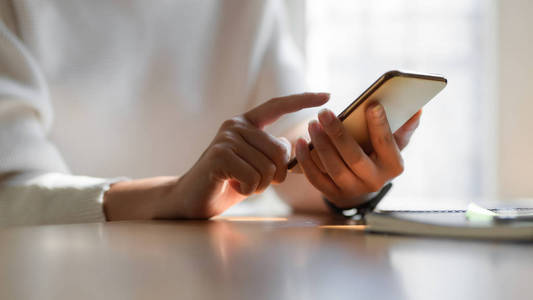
[103,176,180,221]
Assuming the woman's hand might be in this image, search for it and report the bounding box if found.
[173,93,329,218]
[103,93,329,220]
[294,103,421,209]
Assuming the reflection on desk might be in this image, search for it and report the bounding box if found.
[0,215,532,300]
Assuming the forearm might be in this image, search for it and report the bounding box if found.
[103,176,180,221]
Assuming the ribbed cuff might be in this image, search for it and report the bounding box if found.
[0,172,128,226]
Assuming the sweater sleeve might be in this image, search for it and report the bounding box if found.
[0,15,121,226]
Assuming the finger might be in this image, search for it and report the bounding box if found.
[366,103,404,175]
[235,127,290,184]
[394,110,422,150]
[229,134,277,193]
[310,149,327,173]
[295,138,339,196]
[317,108,382,189]
[288,144,326,174]
[214,146,261,195]
[308,120,360,191]
[244,92,330,129]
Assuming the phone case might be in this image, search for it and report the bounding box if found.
[288,70,447,170]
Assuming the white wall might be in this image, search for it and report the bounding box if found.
[498,0,533,199]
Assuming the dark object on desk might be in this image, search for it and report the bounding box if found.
[323,182,393,219]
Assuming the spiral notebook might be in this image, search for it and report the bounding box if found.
[365,206,533,241]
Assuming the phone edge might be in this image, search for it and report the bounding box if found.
[287,70,447,170]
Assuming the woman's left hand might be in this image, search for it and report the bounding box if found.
[295,103,421,208]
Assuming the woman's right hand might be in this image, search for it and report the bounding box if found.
[103,93,329,220]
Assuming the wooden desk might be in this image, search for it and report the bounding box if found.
[1,215,532,300]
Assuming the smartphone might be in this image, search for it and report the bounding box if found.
[287,70,447,170]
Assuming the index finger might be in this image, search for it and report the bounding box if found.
[244,93,330,129]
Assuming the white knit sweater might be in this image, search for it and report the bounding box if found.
[0,0,306,226]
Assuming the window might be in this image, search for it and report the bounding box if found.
[306,0,495,209]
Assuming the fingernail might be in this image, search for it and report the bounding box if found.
[308,120,320,134]
[317,92,330,100]
[318,109,335,125]
[240,182,251,194]
[295,138,306,156]
[370,103,384,118]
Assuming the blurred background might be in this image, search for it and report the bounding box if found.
[231,0,533,214]
[304,0,533,209]
[305,0,496,209]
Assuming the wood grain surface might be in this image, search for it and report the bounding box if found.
[1,215,532,300]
